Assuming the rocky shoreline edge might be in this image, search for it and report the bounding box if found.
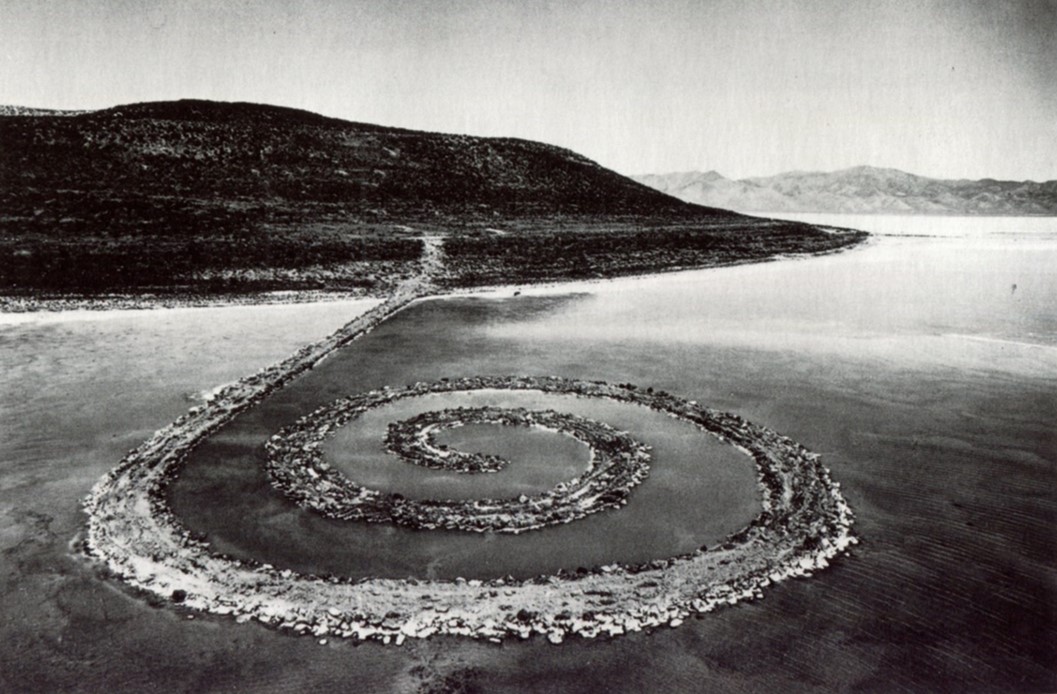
[81,238,857,644]
[4,225,868,315]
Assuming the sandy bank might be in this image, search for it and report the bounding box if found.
[0,294,383,326]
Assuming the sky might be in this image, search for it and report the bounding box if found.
[2,0,1055,180]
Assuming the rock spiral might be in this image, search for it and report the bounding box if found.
[82,244,856,644]
[265,381,652,533]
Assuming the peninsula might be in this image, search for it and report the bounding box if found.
[0,100,864,310]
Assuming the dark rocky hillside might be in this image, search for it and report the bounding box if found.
[0,100,862,299]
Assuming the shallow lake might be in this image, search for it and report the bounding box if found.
[2,214,1055,692]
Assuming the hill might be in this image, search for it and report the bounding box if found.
[633,166,1057,215]
[0,100,863,300]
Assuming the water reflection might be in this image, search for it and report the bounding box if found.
[483,219,1057,375]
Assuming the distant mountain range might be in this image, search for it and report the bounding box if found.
[632,166,1057,215]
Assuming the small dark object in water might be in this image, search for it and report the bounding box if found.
[171,589,187,603]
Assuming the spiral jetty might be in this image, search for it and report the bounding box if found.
[83,238,856,644]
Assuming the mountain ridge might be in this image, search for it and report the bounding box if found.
[633,166,1057,215]
[2,98,714,217]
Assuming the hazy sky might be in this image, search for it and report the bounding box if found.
[3,0,1054,180]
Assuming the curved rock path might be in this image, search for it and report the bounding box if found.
[266,387,653,532]
[83,236,856,644]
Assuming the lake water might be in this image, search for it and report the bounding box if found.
[1,214,1055,692]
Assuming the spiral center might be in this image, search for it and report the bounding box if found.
[266,380,654,534]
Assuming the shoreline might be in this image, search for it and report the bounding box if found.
[0,287,376,316]
[5,229,869,318]
[81,236,857,645]
[431,232,873,302]
[0,294,384,327]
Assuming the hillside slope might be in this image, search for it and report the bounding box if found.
[634,166,1057,215]
[0,100,862,299]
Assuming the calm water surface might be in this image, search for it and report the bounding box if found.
[171,306,761,580]
[2,215,1055,692]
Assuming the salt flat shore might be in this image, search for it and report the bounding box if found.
[2,225,868,317]
[0,288,375,314]
[430,235,871,302]
[81,236,856,644]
